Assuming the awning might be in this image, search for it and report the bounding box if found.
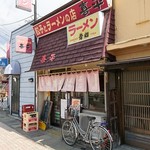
[4,61,21,75]
[98,56,150,70]
[38,71,100,92]
[29,10,114,71]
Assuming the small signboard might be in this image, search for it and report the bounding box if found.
[67,12,104,45]
[72,98,81,111]
[0,58,8,67]
[16,0,32,12]
[16,36,32,53]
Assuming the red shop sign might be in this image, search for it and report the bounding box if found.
[16,0,32,12]
[33,0,109,38]
[16,36,32,53]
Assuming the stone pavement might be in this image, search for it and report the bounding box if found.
[0,108,144,150]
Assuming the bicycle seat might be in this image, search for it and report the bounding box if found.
[87,116,96,121]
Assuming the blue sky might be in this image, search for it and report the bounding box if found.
[0,0,71,57]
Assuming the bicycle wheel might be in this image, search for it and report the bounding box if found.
[62,120,77,146]
[89,126,113,150]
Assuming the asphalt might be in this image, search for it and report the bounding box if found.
[0,108,145,150]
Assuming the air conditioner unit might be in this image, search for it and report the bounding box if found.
[79,113,106,132]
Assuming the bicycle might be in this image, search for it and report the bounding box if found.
[61,105,113,150]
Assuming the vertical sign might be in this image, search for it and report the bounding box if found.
[16,0,32,12]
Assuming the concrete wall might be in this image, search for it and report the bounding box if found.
[107,0,150,61]
[113,0,150,42]
[10,22,35,116]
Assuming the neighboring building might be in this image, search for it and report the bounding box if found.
[102,0,150,149]
[30,0,115,131]
[0,58,8,98]
[4,22,36,116]
[0,68,8,97]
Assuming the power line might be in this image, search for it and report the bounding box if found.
[0,46,6,53]
[0,15,34,26]
[0,26,11,35]
[0,30,10,38]
[0,35,9,41]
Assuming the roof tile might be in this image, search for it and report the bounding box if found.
[30,10,114,71]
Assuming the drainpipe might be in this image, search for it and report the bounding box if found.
[104,72,108,113]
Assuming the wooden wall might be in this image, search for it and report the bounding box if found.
[10,22,35,116]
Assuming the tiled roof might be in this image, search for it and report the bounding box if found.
[30,10,115,71]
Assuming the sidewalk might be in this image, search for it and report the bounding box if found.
[0,108,144,150]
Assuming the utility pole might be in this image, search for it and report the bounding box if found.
[33,0,37,46]
[32,0,38,111]
[33,0,37,22]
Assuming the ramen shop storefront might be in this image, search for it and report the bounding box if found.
[37,69,105,126]
[30,0,114,127]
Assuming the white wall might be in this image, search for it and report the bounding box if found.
[10,22,35,116]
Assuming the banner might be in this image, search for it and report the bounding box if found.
[61,74,76,92]
[38,76,46,91]
[33,0,109,38]
[75,72,87,92]
[87,70,100,92]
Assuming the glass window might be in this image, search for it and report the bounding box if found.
[88,92,104,111]
[71,73,105,112]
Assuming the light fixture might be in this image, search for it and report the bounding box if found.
[28,78,33,82]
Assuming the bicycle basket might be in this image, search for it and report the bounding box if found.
[68,107,79,117]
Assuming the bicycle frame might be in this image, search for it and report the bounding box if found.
[71,115,94,142]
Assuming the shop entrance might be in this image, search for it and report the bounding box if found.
[11,75,20,115]
[51,92,65,127]
[121,70,150,149]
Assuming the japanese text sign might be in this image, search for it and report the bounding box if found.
[16,0,32,12]
[33,0,109,38]
[40,53,56,64]
[16,36,32,53]
[67,12,104,45]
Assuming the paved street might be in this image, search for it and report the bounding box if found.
[0,122,52,150]
[0,108,144,150]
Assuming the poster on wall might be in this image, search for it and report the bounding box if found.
[61,99,67,119]
[71,98,81,110]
